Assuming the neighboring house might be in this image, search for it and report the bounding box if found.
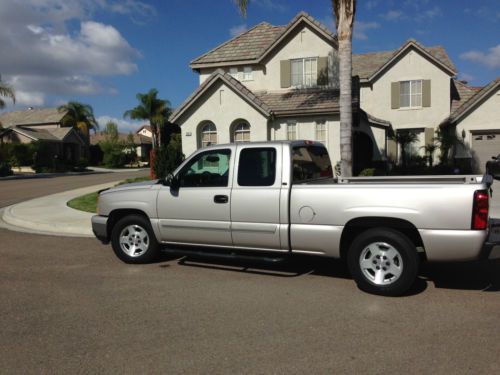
[90,129,152,162]
[0,107,86,163]
[171,12,391,174]
[135,125,153,160]
[171,11,500,173]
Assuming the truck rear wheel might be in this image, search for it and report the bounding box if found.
[111,214,160,264]
[347,228,419,296]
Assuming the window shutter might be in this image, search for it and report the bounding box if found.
[391,82,400,109]
[280,60,291,88]
[387,138,397,160]
[425,127,434,146]
[422,80,431,107]
[317,56,328,86]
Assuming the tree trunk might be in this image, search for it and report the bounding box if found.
[333,0,355,177]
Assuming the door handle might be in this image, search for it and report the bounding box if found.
[214,195,229,204]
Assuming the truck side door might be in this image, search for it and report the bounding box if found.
[230,145,286,251]
[157,147,234,246]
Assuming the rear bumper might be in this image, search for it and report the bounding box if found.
[419,229,488,261]
[91,215,109,244]
[482,218,500,260]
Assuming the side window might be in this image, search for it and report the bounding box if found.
[178,149,231,188]
[238,148,276,187]
[292,146,333,183]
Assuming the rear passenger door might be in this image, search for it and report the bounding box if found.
[230,145,284,251]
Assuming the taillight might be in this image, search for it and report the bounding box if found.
[472,190,489,230]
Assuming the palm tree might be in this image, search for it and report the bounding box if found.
[421,143,438,167]
[0,79,15,109]
[234,1,356,176]
[124,89,171,149]
[58,101,99,141]
[333,0,356,177]
[392,131,418,169]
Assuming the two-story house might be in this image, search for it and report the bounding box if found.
[171,12,390,174]
[171,11,500,173]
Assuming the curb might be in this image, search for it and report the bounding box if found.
[1,181,121,237]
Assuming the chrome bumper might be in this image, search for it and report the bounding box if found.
[91,215,109,244]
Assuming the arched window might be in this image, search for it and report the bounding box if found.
[233,122,250,142]
[200,122,217,147]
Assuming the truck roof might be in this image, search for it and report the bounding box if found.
[201,140,326,149]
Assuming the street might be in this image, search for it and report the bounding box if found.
[0,173,499,373]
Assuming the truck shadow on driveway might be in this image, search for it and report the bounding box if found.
[158,252,500,295]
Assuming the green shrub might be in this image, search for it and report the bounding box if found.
[358,168,376,176]
[100,141,126,168]
[0,161,13,177]
[32,141,57,173]
[153,133,184,179]
[9,143,35,167]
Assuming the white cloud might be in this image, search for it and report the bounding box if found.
[416,5,441,21]
[97,115,144,133]
[354,21,380,40]
[460,45,500,69]
[381,10,404,21]
[0,0,148,107]
[14,91,45,107]
[230,24,248,37]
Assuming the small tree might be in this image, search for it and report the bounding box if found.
[435,128,463,166]
[422,143,438,167]
[153,133,184,179]
[0,77,15,109]
[99,121,126,168]
[391,131,418,169]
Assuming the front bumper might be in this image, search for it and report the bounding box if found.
[91,215,109,244]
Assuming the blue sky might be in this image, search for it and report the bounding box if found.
[0,0,499,132]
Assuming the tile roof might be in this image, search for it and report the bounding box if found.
[353,40,456,80]
[190,11,336,68]
[450,80,482,114]
[90,132,148,145]
[449,77,500,123]
[0,108,67,127]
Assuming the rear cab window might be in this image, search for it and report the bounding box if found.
[292,145,333,183]
[237,148,276,186]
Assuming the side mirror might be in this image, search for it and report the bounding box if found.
[164,173,180,190]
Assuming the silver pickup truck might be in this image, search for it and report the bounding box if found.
[92,141,497,296]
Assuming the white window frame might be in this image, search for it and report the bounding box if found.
[229,67,239,80]
[242,66,253,81]
[400,80,422,108]
[315,120,327,144]
[233,122,250,142]
[287,121,297,141]
[291,57,318,88]
[200,122,217,148]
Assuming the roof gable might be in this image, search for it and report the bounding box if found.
[450,77,500,124]
[190,12,337,69]
[353,40,457,82]
[170,69,271,123]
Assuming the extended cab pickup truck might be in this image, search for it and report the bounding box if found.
[92,141,497,296]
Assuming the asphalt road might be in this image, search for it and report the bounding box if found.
[0,228,499,374]
[0,170,149,208]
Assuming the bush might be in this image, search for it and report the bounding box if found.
[32,141,60,173]
[73,158,88,172]
[101,141,127,168]
[10,143,35,168]
[0,161,13,177]
[153,133,184,179]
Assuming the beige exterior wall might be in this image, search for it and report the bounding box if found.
[456,88,500,145]
[177,81,269,157]
[138,128,152,138]
[360,50,452,130]
[2,132,33,144]
[199,25,338,92]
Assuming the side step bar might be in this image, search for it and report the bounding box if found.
[161,247,287,264]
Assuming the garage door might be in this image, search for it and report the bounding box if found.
[472,132,500,173]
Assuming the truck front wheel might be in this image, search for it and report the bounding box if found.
[111,214,160,264]
[347,228,419,296]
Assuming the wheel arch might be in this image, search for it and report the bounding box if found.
[107,209,152,239]
[339,217,425,260]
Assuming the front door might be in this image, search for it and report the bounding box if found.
[157,147,234,246]
[230,145,284,251]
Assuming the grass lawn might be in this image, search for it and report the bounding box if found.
[67,176,151,213]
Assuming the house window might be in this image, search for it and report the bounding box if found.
[229,67,239,79]
[315,121,327,144]
[400,80,422,108]
[287,122,297,140]
[200,122,217,148]
[233,122,250,142]
[291,58,318,87]
[242,66,253,81]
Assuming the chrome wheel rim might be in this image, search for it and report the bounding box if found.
[119,225,149,257]
[359,242,403,286]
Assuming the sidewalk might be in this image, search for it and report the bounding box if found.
[0,181,121,237]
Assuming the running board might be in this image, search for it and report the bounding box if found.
[161,247,287,264]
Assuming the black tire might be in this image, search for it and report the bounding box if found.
[111,214,160,264]
[347,228,419,296]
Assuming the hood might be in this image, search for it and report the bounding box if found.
[101,179,159,195]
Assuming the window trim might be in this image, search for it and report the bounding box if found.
[233,122,251,143]
[242,66,253,81]
[399,79,423,109]
[315,120,327,145]
[229,67,239,80]
[200,122,218,148]
[287,121,298,141]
